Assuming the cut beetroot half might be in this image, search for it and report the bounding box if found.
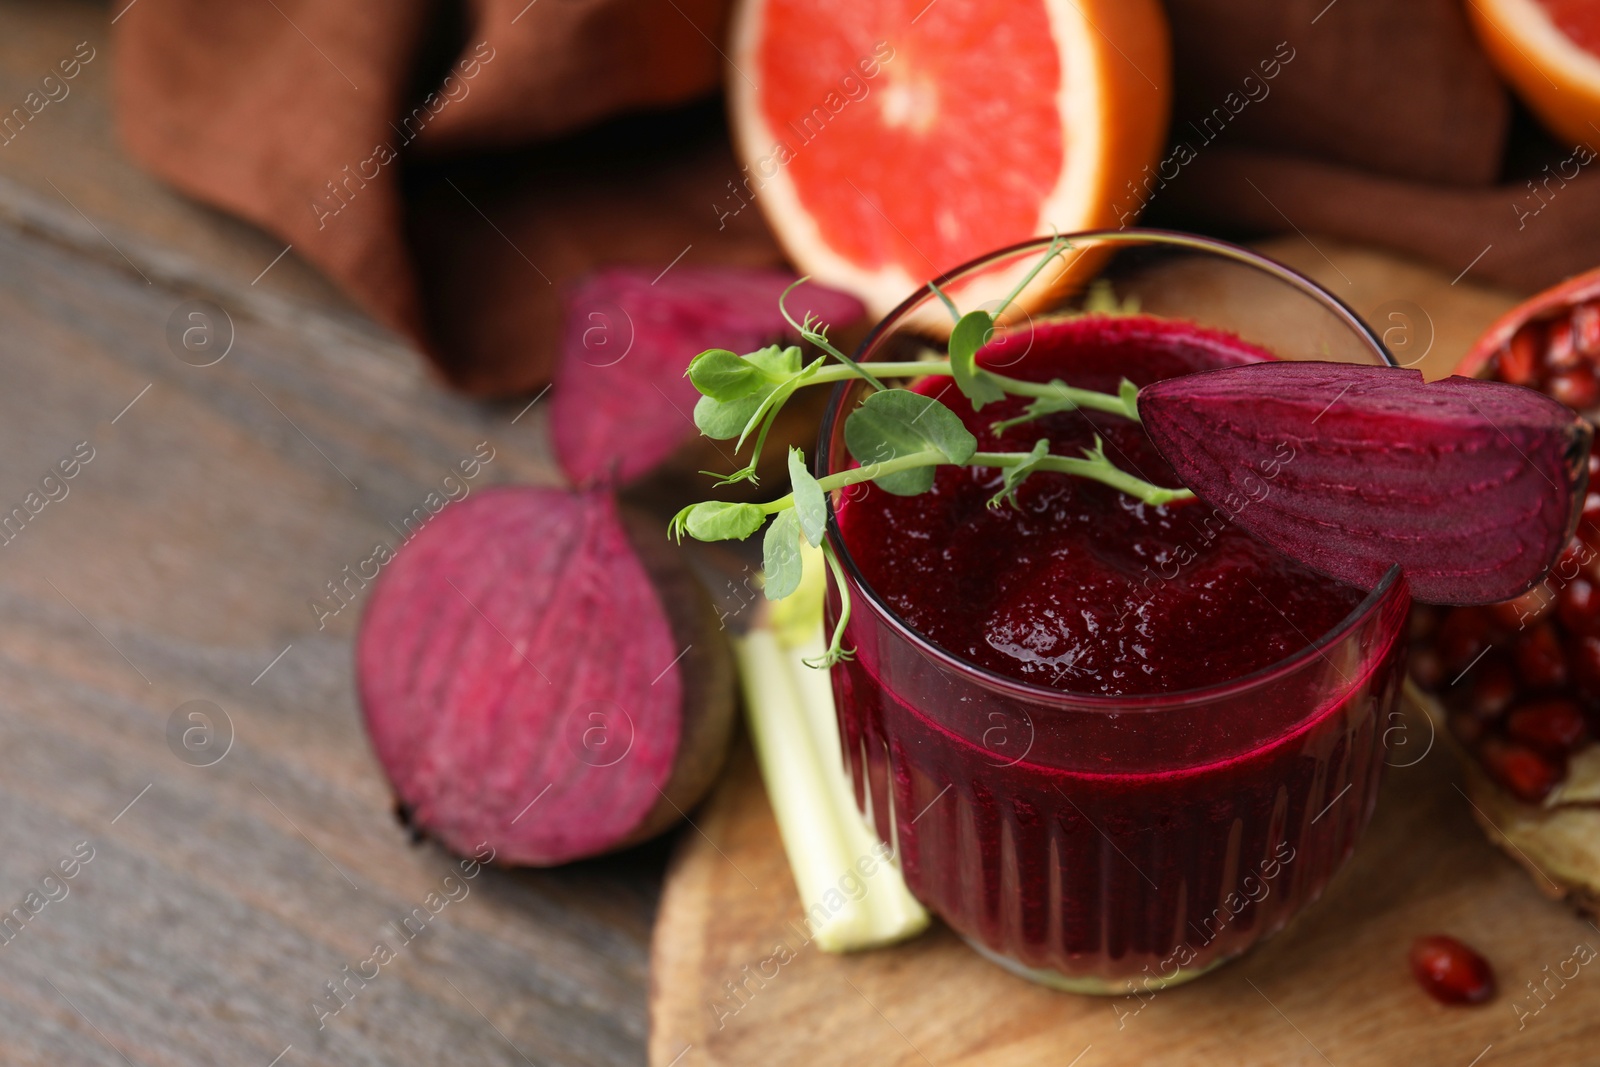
[356,487,734,865]
[1139,361,1593,605]
[550,267,863,486]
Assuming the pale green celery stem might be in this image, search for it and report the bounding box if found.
[802,361,1137,419]
[734,626,929,952]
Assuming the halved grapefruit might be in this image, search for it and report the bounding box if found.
[1466,0,1600,147]
[727,0,1171,319]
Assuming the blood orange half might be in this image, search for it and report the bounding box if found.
[1467,0,1600,147]
[727,0,1170,318]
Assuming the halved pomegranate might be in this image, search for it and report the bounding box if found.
[1413,266,1600,911]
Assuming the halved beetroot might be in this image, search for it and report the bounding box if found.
[1139,361,1592,605]
[549,267,862,486]
[357,487,734,865]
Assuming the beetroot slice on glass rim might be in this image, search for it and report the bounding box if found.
[1139,361,1593,606]
[357,487,734,866]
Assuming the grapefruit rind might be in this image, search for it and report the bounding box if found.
[1459,264,1600,380]
[1465,0,1600,147]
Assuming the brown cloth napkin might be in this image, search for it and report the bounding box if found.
[114,0,1600,398]
[114,0,760,396]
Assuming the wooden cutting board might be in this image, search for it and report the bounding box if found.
[648,242,1600,1066]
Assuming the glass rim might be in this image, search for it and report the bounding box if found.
[817,228,1407,712]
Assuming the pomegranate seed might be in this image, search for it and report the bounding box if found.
[1411,648,1445,691]
[1409,604,1442,642]
[1514,623,1568,689]
[1559,575,1600,634]
[1507,698,1588,754]
[1546,317,1579,370]
[1575,301,1600,357]
[1588,451,1600,481]
[1410,935,1496,1005]
[1583,496,1600,529]
[1558,539,1591,578]
[1478,738,1562,803]
[1467,657,1516,721]
[1568,632,1600,701]
[1490,589,1551,631]
[1437,609,1496,674]
[1500,324,1541,386]
[1548,364,1600,410]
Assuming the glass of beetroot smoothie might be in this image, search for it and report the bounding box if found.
[819,232,1411,993]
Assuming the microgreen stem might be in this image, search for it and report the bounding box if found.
[992,234,1070,318]
[798,361,1140,422]
[779,278,887,391]
[984,373,1141,421]
[971,452,1192,506]
[759,446,1189,513]
[761,449,949,512]
[805,540,855,670]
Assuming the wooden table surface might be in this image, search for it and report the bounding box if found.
[0,3,682,1064]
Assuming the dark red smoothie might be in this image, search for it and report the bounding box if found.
[828,314,1409,988]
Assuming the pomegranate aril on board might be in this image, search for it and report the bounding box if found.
[1410,935,1496,1005]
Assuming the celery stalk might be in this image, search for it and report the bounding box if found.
[733,544,929,952]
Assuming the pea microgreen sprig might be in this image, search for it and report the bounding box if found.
[668,238,1194,668]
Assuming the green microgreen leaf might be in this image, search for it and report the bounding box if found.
[788,448,826,548]
[1119,377,1140,416]
[843,389,977,496]
[695,389,772,440]
[763,509,804,600]
[671,500,766,543]
[948,310,1007,411]
[686,348,764,401]
[987,438,1051,510]
[744,343,803,380]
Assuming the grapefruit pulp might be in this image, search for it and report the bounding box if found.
[727,0,1171,318]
